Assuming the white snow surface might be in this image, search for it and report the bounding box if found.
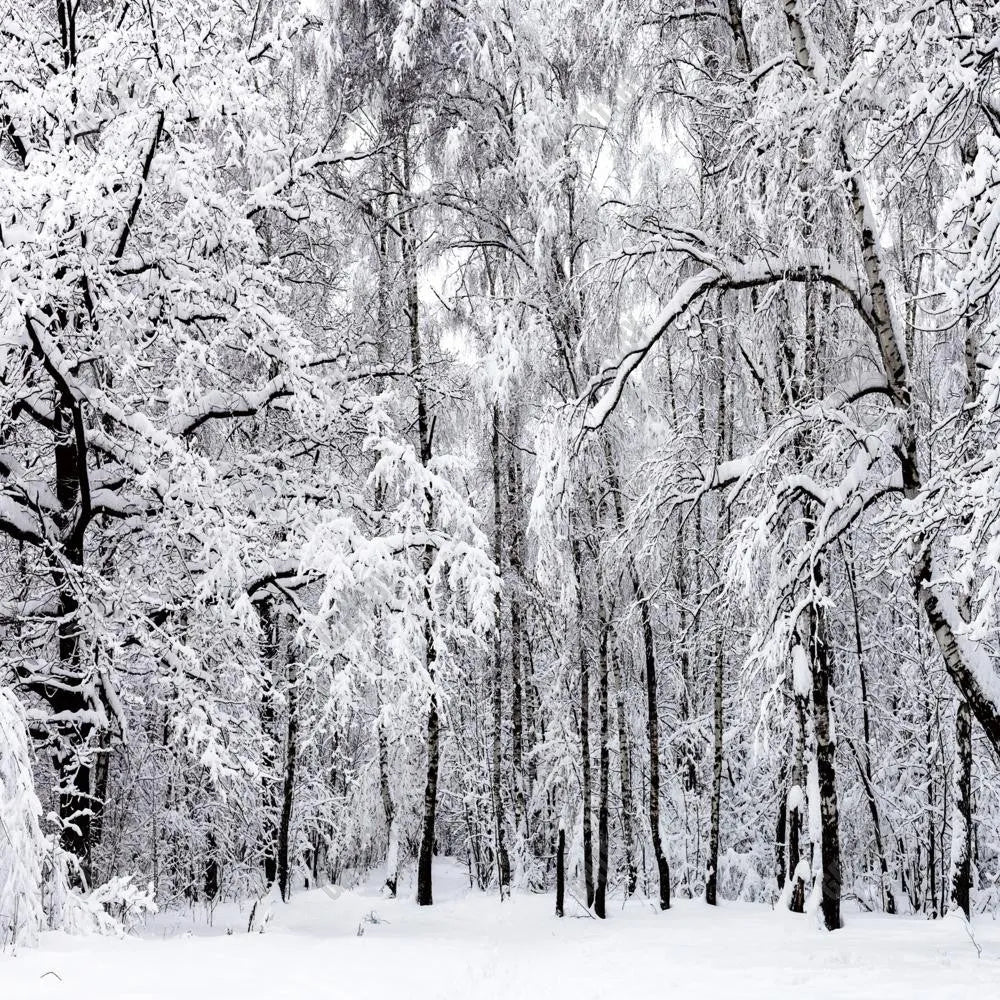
[3,859,998,999]
[792,643,811,698]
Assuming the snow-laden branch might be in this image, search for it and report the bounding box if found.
[582,268,721,431]
[919,582,1000,752]
[0,492,45,546]
[170,364,410,437]
[244,148,374,218]
[640,372,892,518]
[580,251,875,432]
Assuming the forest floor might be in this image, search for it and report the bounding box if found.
[3,859,999,999]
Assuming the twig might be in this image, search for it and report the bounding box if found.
[568,891,596,919]
[961,918,982,959]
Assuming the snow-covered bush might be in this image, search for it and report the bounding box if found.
[0,686,46,949]
[43,855,157,939]
[1,686,157,948]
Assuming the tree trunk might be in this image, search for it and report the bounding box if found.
[706,314,728,907]
[949,286,979,919]
[508,450,528,847]
[844,550,896,913]
[417,680,440,907]
[924,693,938,917]
[511,600,526,840]
[950,699,973,918]
[594,587,611,919]
[809,599,842,930]
[775,767,787,895]
[788,671,808,913]
[571,531,594,909]
[259,600,279,888]
[491,403,511,894]
[641,591,671,910]
[706,637,724,905]
[555,823,565,917]
[50,401,95,885]
[398,131,439,908]
[204,830,220,901]
[598,439,669,909]
[277,628,298,902]
[378,721,399,897]
[612,646,637,897]
[675,524,695,794]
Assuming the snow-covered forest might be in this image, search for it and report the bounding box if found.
[3,0,1000,992]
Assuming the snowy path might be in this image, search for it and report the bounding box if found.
[3,864,998,999]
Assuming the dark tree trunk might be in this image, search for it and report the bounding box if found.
[596,439,669,908]
[925,694,938,917]
[775,774,787,894]
[800,277,841,929]
[580,638,594,909]
[416,678,440,907]
[399,131,439,908]
[707,313,729,907]
[204,831,220,901]
[675,524,696,794]
[511,600,526,840]
[259,600,279,887]
[378,721,398,897]
[706,637,724,905]
[809,599,842,931]
[641,591,670,910]
[571,533,594,909]
[555,824,565,917]
[508,451,528,844]
[594,589,611,919]
[950,699,973,918]
[50,401,96,885]
[50,676,93,883]
[788,679,807,914]
[491,403,510,894]
[277,640,298,903]
[845,552,896,914]
[949,312,978,920]
[613,647,637,897]
[88,729,111,882]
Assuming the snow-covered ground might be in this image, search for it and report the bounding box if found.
[3,860,999,999]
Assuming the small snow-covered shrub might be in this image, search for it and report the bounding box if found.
[43,848,158,937]
[1,686,157,948]
[82,876,159,934]
[0,686,46,949]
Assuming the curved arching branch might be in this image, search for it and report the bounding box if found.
[578,251,877,434]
